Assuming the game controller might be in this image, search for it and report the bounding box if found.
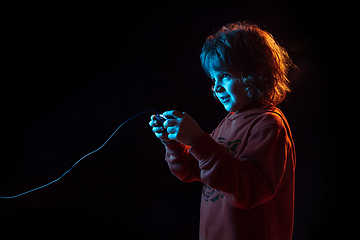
[154,114,167,125]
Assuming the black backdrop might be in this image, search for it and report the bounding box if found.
[1,1,336,239]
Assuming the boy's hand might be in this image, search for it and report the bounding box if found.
[149,110,204,146]
[162,110,204,146]
[149,114,172,143]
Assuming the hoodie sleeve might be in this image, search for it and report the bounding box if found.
[189,126,290,209]
[164,141,202,183]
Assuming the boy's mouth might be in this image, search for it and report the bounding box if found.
[219,95,231,103]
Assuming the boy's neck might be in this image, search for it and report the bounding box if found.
[234,101,264,114]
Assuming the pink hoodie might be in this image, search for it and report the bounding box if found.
[164,105,295,240]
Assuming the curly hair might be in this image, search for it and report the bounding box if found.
[200,21,295,106]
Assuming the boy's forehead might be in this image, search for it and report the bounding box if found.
[209,69,222,79]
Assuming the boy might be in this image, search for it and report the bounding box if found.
[149,22,296,240]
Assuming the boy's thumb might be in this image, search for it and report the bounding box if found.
[163,110,185,119]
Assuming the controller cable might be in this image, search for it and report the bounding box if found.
[0,109,157,199]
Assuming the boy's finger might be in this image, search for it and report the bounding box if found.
[149,120,159,127]
[163,119,178,128]
[162,110,185,119]
[153,126,165,133]
[166,126,178,134]
[167,132,178,141]
[155,132,171,141]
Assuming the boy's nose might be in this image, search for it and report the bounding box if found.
[214,83,225,92]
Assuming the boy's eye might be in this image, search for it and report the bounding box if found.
[222,74,229,78]
[211,73,231,83]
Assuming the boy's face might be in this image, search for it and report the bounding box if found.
[210,69,253,112]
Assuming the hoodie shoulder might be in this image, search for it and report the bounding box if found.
[250,108,288,135]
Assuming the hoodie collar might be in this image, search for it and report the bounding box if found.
[227,103,277,120]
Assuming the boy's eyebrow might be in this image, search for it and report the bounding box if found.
[210,70,230,79]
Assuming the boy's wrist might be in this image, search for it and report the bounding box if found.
[189,132,209,149]
[161,139,174,145]
[188,130,206,146]
[189,133,219,162]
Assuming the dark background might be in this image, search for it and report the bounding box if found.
[1,1,336,239]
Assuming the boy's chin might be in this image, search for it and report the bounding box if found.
[224,105,236,112]
[224,103,245,113]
